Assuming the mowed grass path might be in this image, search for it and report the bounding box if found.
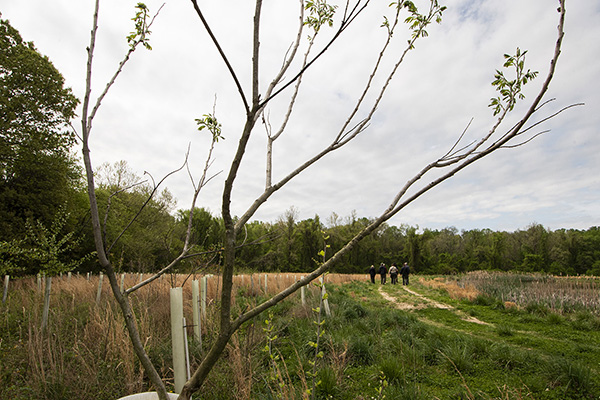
[377,279,600,388]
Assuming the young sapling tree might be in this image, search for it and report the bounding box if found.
[74,1,580,399]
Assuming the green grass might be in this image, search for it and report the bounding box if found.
[2,275,599,399]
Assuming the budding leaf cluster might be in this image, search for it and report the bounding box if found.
[127,3,153,50]
[489,47,538,116]
[195,113,224,142]
[304,0,337,33]
[403,0,446,46]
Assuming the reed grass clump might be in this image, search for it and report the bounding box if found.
[496,323,515,337]
[458,271,600,315]
[379,355,405,385]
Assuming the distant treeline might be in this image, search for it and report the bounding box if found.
[224,215,600,277]
[2,161,599,277]
[2,182,599,277]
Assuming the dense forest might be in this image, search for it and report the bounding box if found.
[1,15,599,279]
[2,156,599,277]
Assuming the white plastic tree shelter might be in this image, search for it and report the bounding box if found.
[96,272,104,304]
[41,276,52,331]
[170,287,186,394]
[320,276,331,317]
[2,275,9,304]
[300,275,306,306]
[264,273,268,293]
[191,280,202,344]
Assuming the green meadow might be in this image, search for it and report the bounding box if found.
[1,273,599,399]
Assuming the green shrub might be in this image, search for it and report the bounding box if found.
[473,294,495,306]
[379,356,404,385]
[316,365,338,399]
[489,343,529,371]
[384,381,426,400]
[525,302,549,316]
[571,314,593,331]
[400,343,427,371]
[439,338,474,374]
[543,357,593,395]
[546,312,564,325]
[348,336,375,366]
[468,336,490,360]
[341,301,368,321]
[570,311,600,331]
[496,324,515,337]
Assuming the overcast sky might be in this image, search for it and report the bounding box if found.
[2,0,598,233]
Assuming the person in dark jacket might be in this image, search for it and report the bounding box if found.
[368,265,376,284]
[400,262,410,285]
[379,263,387,284]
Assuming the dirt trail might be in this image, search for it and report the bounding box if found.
[378,286,490,326]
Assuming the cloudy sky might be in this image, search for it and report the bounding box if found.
[2,0,598,232]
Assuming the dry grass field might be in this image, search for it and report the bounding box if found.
[2,271,598,400]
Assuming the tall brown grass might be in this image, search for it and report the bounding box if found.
[419,277,481,301]
[1,272,363,399]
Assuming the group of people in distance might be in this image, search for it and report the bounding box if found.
[369,262,410,285]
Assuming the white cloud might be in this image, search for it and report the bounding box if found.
[2,0,598,232]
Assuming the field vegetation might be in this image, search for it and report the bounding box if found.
[455,271,600,315]
[1,3,597,399]
[2,272,598,399]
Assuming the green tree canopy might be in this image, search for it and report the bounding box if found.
[0,15,81,240]
[95,161,179,273]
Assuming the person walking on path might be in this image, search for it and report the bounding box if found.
[400,262,410,285]
[389,264,398,285]
[368,265,376,284]
[379,263,387,284]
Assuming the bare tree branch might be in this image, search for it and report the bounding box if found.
[87,4,164,134]
[236,2,442,231]
[80,2,168,398]
[106,159,187,255]
[189,0,250,113]
[259,0,371,109]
